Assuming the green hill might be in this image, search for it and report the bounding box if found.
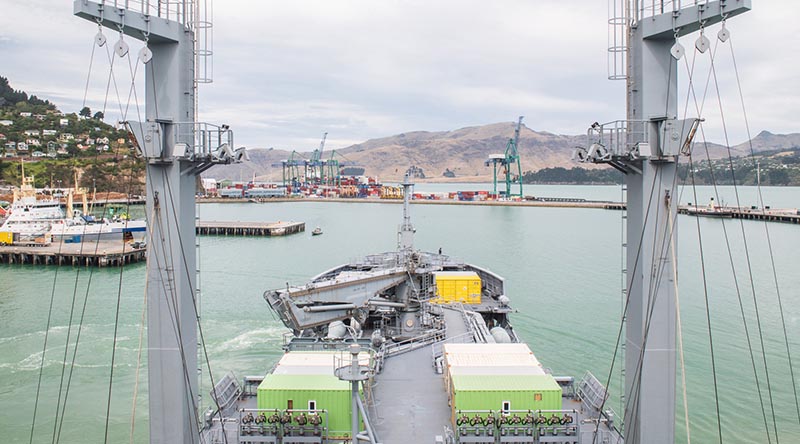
[0,76,142,193]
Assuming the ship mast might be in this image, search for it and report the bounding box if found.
[579,1,751,442]
[74,2,243,443]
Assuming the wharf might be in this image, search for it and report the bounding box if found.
[200,196,626,210]
[678,205,800,224]
[196,220,305,236]
[0,240,146,267]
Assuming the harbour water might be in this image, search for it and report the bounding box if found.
[1,184,799,443]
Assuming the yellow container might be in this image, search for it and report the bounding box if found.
[432,272,481,304]
[0,231,13,245]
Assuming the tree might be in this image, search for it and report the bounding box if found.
[93,111,104,121]
[79,106,92,118]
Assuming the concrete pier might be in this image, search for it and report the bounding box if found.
[678,206,800,224]
[0,240,146,267]
[196,221,305,236]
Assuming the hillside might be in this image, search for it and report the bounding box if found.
[0,76,140,192]
[208,122,800,183]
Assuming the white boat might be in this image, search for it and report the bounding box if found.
[0,164,146,241]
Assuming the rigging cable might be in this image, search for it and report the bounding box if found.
[117,50,208,443]
[668,194,692,444]
[687,153,723,444]
[705,26,780,442]
[592,161,662,444]
[130,57,209,443]
[682,33,773,443]
[57,46,137,444]
[29,31,101,444]
[163,169,230,443]
[728,32,800,426]
[45,28,118,443]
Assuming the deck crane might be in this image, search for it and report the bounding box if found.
[485,116,524,199]
[307,132,328,182]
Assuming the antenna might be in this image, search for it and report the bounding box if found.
[398,173,415,252]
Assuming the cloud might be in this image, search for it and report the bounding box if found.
[0,0,797,149]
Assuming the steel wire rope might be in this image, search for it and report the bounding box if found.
[100,45,144,444]
[162,169,230,444]
[135,34,231,444]
[728,34,800,426]
[705,31,781,442]
[27,35,101,444]
[143,167,207,443]
[50,31,130,444]
[152,167,209,441]
[592,163,662,444]
[121,56,206,444]
[125,47,154,444]
[130,54,214,444]
[51,34,140,444]
[681,34,774,443]
[668,195,692,444]
[687,153,723,443]
[128,207,155,444]
[679,34,726,444]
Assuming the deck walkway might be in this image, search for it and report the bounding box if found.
[371,307,473,444]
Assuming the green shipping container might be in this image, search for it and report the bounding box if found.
[450,374,562,420]
[257,374,358,438]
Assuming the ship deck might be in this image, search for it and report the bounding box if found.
[371,307,469,443]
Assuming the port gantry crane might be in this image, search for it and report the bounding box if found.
[485,116,524,199]
[324,149,358,187]
[307,132,328,182]
[273,150,309,188]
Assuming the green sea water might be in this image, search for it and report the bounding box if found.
[1,185,799,443]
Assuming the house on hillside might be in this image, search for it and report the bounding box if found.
[17,142,29,152]
[3,148,16,158]
[19,112,32,118]
[31,151,45,158]
[34,114,46,121]
[59,118,69,127]
[47,141,58,151]
[24,129,40,137]
[56,145,69,156]
[0,134,6,141]
[0,120,12,127]
[42,129,57,136]
[26,138,41,147]
[97,136,109,144]
[59,133,74,142]
[4,141,16,150]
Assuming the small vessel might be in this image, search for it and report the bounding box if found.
[0,163,146,241]
[312,226,323,236]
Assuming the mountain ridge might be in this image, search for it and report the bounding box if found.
[207,122,800,182]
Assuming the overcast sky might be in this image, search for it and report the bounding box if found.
[0,1,796,152]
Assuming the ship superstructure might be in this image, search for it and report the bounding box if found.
[199,176,622,444]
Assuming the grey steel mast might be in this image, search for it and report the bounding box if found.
[74,2,243,443]
[577,1,751,442]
